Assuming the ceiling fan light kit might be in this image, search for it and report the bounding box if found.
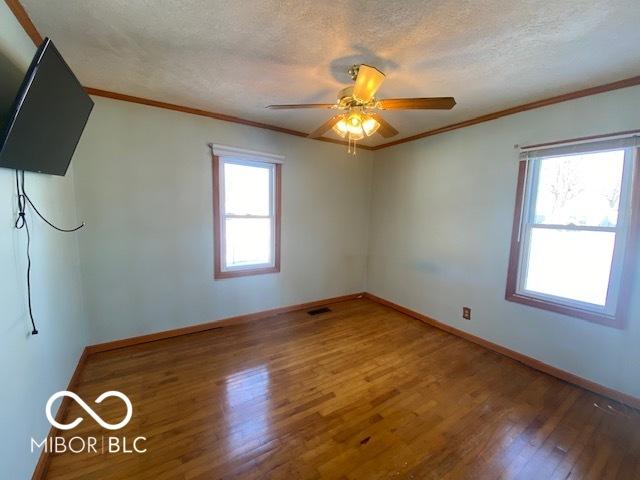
[266,64,456,154]
[331,110,380,154]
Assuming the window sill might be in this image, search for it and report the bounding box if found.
[214,266,280,280]
[505,292,623,329]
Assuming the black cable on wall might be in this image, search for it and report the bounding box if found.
[14,170,85,335]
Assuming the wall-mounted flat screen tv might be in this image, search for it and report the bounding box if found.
[0,38,93,176]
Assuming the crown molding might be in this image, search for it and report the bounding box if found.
[4,0,42,44]
[6,0,639,153]
[84,87,375,150]
[371,75,640,150]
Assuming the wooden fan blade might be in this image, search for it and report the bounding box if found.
[377,97,456,110]
[266,104,335,109]
[352,65,385,103]
[308,115,343,138]
[368,113,399,138]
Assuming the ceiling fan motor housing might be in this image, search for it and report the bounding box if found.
[337,86,378,109]
[348,64,360,81]
[337,86,354,106]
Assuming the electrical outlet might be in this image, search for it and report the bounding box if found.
[462,307,471,320]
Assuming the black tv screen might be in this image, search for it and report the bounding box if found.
[0,38,93,176]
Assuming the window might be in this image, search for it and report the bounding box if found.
[212,148,281,279]
[506,137,639,327]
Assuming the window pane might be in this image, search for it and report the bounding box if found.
[533,150,624,227]
[225,218,271,267]
[224,162,271,216]
[524,228,615,306]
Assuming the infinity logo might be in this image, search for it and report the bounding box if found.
[45,391,133,431]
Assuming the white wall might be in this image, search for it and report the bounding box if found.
[368,85,640,398]
[0,3,89,478]
[72,97,372,344]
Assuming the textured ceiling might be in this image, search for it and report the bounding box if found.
[21,0,640,146]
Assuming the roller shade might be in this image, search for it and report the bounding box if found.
[519,133,639,161]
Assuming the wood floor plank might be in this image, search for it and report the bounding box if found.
[44,299,640,479]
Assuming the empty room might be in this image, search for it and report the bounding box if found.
[1,1,639,478]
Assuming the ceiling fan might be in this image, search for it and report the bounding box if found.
[266,64,456,153]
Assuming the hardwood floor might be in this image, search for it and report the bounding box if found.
[44,299,640,479]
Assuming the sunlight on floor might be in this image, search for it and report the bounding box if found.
[224,365,272,458]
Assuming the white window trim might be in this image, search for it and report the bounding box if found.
[515,147,635,317]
